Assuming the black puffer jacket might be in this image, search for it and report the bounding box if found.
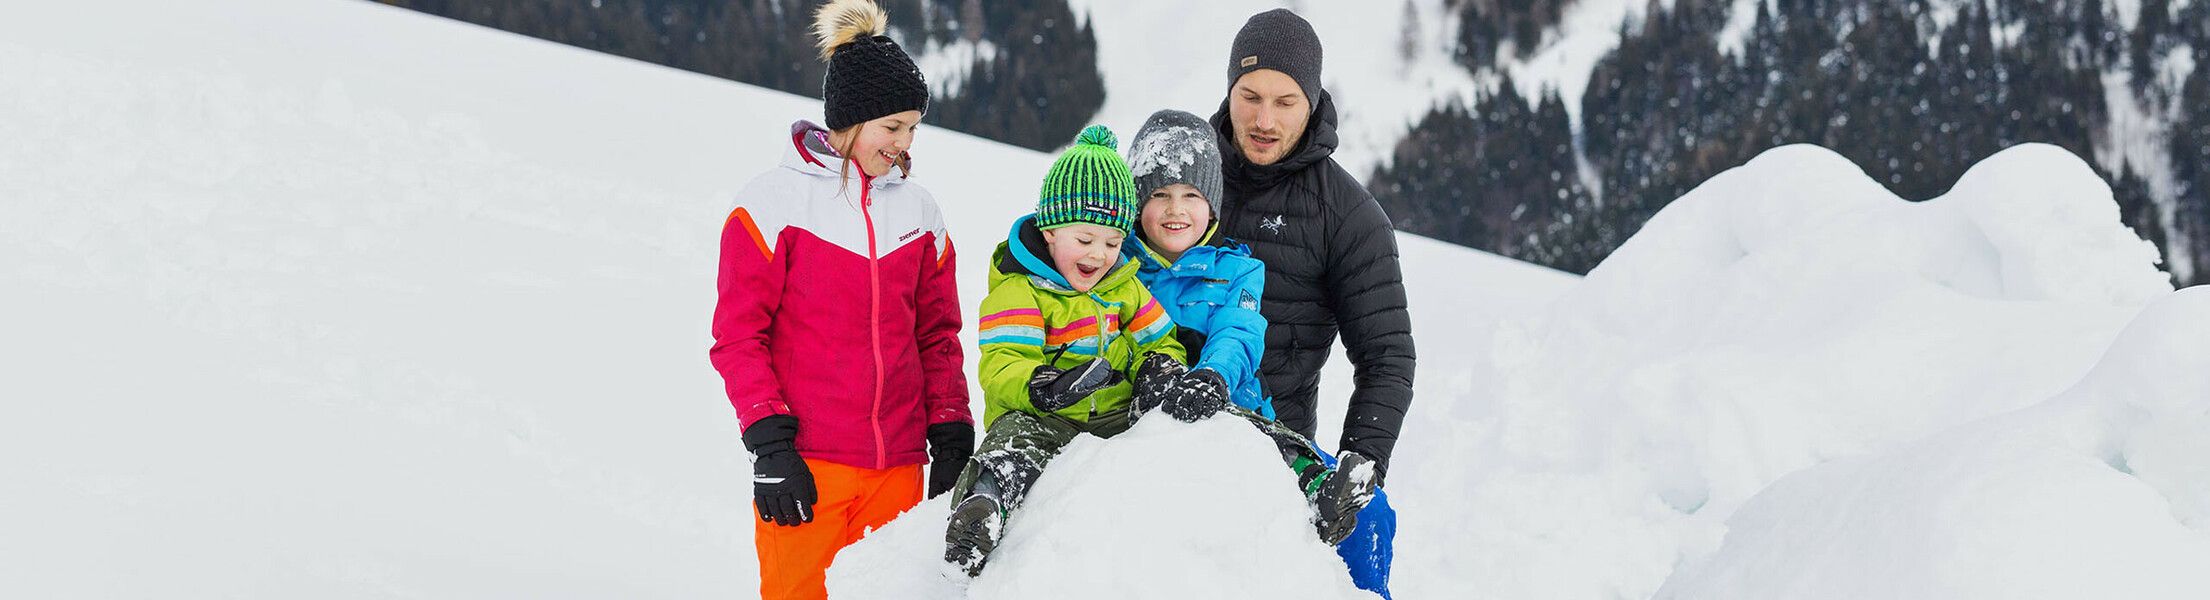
[1208,91,1415,479]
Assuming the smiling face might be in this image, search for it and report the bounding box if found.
[1228,69,1309,166]
[832,110,922,178]
[1139,183,1212,261]
[1039,223,1125,292]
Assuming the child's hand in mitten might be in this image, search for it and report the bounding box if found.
[1027,358,1121,412]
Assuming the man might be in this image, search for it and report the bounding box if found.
[1209,9,1415,484]
[1208,9,1414,598]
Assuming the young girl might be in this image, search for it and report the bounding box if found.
[1125,109,1397,598]
[710,2,973,598]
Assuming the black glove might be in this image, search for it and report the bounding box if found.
[1027,358,1122,412]
[1132,352,1187,416]
[926,422,976,499]
[742,415,816,527]
[1340,436,1394,488]
[1157,368,1228,423]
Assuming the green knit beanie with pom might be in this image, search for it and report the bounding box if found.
[1035,125,1139,234]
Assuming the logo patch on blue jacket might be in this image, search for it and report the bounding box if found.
[1238,289,1259,310]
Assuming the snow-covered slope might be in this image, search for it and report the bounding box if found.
[0,0,1565,597]
[8,1,2206,599]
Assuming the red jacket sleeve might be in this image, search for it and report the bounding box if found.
[917,230,973,426]
[710,206,791,428]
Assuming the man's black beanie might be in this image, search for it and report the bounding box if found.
[1226,8,1323,112]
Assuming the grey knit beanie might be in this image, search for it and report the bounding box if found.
[1227,8,1323,113]
[1126,109,1224,216]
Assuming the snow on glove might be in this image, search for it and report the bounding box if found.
[1132,352,1187,417]
[742,415,816,527]
[1158,368,1229,423]
[1027,358,1122,412]
[1341,436,1394,488]
[925,422,976,499]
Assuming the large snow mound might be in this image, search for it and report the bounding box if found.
[827,415,1371,600]
[1381,143,2181,599]
[1655,287,2210,600]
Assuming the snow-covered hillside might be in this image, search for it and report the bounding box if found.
[6,1,2206,599]
[0,0,1560,596]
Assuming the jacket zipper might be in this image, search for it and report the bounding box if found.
[862,177,887,469]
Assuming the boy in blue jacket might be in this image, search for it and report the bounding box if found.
[1124,109,1400,598]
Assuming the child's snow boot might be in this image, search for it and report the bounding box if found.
[944,481,1009,577]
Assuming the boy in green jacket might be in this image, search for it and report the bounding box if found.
[942,126,1219,577]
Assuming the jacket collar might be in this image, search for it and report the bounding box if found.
[781,120,911,190]
[999,213,1139,295]
[1128,223,1249,273]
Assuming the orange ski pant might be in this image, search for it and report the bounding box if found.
[754,458,923,600]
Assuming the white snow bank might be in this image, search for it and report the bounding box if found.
[1383,143,2179,599]
[1655,287,2210,600]
[827,415,1373,599]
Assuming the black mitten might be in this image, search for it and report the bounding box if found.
[1132,352,1187,416]
[1158,368,1229,423]
[1028,358,1121,412]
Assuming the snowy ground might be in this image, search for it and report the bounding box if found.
[6,1,2207,599]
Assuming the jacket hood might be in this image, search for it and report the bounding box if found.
[995,213,1140,295]
[780,119,913,190]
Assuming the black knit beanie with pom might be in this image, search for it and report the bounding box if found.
[817,0,929,130]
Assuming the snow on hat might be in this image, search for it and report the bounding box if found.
[1127,109,1224,216]
[1227,8,1323,113]
[814,0,929,130]
[1036,125,1139,234]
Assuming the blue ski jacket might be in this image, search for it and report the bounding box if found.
[1128,228,1274,418]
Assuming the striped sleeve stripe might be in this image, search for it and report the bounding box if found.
[979,326,1046,347]
[1045,315,1102,346]
[1045,324,1102,346]
[982,307,1042,322]
[980,312,1045,330]
[1128,298,1167,331]
[727,207,772,261]
[985,309,1043,329]
[1130,298,1172,346]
